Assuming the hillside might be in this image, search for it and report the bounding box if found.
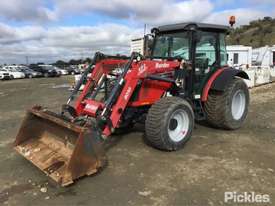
[227,17,275,47]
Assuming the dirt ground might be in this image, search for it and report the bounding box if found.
[0,76,274,206]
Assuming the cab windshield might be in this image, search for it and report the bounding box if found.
[152,32,190,59]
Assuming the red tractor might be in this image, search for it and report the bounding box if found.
[14,22,249,186]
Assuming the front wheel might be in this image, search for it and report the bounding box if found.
[145,97,194,151]
[204,78,249,130]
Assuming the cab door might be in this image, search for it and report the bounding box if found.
[193,31,227,95]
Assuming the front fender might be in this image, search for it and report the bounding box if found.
[202,67,249,102]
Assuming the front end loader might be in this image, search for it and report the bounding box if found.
[14,22,250,186]
[14,107,105,186]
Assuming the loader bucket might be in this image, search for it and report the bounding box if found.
[14,106,106,186]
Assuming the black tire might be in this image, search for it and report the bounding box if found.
[71,72,75,75]
[204,78,249,130]
[10,75,14,79]
[145,97,194,151]
[28,74,33,79]
[44,73,49,78]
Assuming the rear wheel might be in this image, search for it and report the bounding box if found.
[204,78,249,130]
[145,97,194,151]
[44,73,49,78]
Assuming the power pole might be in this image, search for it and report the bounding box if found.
[144,24,147,36]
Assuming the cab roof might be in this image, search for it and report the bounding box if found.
[154,22,229,33]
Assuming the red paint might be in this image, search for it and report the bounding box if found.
[82,100,104,117]
[128,79,171,107]
[201,68,225,102]
[72,58,180,138]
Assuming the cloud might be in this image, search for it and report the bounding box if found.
[0,24,45,44]
[54,0,214,26]
[204,8,274,26]
[55,0,166,20]
[0,0,57,23]
[0,0,274,63]
[0,23,142,64]
[141,0,213,25]
[247,0,275,5]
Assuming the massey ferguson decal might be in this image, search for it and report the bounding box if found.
[155,62,170,69]
[124,87,132,100]
[84,104,98,112]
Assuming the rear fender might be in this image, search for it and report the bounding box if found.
[202,67,249,102]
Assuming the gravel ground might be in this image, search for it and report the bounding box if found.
[0,76,274,206]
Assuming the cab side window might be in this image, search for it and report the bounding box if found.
[219,33,227,66]
[195,31,217,69]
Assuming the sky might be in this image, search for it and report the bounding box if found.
[0,0,274,64]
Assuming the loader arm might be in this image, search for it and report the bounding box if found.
[73,52,140,136]
[75,54,181,136]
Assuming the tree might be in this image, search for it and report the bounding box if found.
[263,16,272,22]
[84,57,92,64]
[55,60,68,67]
[69,59,82,65]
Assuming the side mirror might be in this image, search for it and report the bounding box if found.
[151,28,159,35]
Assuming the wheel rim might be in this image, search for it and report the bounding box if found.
[231,89,246,120]
[168,109,189,142]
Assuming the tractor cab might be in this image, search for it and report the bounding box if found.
[149,22,229,97]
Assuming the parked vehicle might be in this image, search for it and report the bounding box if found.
[66,66,81,75]
[17,66,42,78]
[55,67,69,75]
[0,69,10,80]
[2,66,25,79]
[78,64,88,73]
[30,65,59,77]
[252,45,275,67]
